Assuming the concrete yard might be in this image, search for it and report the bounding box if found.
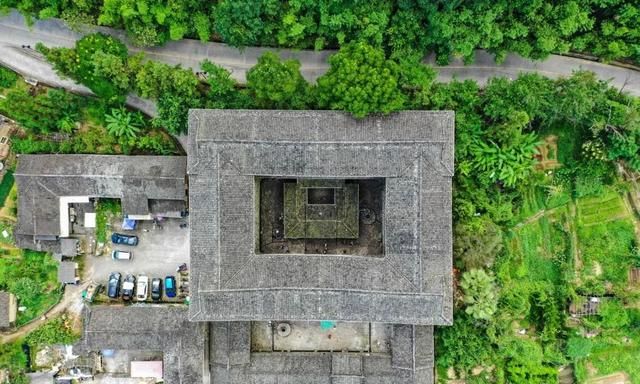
[252,321,392,353]
[85,218,189,290]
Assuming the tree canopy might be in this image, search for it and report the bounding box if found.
[317,42,405,118]
[4,0,639,65]
[246,52,311,109]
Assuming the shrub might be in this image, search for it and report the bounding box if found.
[436,313,494,371]
[105,107,144,139]
[566,336,593,361]
[460,269,498,321]
[0,66,18,88]
[599,300,629,329]
[25,315,78,347]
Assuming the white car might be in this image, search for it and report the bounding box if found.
[136,275,149,301]
[111,250,132,260]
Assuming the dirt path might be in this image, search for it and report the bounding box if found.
[0,281,88,344]
[514,204,565,229]
[568,201,583,271]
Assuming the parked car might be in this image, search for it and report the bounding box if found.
[111,250,132,260]
[165,276,176,298]
[151,278,162,301]
[122,274,136,301]
[111,233,139,246]
[107,272,121,299]
[137,275,149,301]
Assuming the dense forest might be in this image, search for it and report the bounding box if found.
[1,0,639,64]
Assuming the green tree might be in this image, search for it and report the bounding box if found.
[201,60,252,109]
[454,217,503,270]
[105,107,144,139]
[246,52,311,109]
[460,269,498,321]
[38,33,129,103]
[213,0,282,47]
[317,42,405,118]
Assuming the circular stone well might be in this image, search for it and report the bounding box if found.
[276,322,291,337]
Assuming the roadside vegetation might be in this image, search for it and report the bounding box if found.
[2,1,639,66]
[0,66,179,156]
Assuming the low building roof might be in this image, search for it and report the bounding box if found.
[60,238,78,257]
[76,305,206,384]
[57,261,77,284]
[210,322,434,384]
[188,110,454,325]
[14,155,186,239]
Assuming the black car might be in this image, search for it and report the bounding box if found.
[122,274,136,301]
[151,278,162,301]
[111,233,139,246]
[107,272,121,299]
[165,276,176,298]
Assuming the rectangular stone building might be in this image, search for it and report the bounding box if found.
[187,109,455,383]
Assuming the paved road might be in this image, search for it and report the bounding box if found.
[0,9,639,95]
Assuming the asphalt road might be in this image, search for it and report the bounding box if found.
[0,9,638,96]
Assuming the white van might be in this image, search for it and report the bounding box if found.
[111,250,132,260]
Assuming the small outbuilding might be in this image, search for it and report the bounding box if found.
[0,291,17,329]
[58,261,79,285]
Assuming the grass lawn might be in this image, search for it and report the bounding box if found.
[0,170,14,207]
[0,250,61,326]
[0,221,14,244]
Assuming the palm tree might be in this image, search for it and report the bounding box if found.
[105,107,143,139]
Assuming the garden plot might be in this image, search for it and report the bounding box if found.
[502,209,573,286]
[577,190,629,226]
[574,189,638,293]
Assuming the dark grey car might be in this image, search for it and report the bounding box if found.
[107,272,121,299]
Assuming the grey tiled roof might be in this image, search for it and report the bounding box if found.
[188,110,454,325]
[209,322,434,384]
[0,291,13,328]
[76,305,206,384]
[14,155,186,240]
[57,261,76,283]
